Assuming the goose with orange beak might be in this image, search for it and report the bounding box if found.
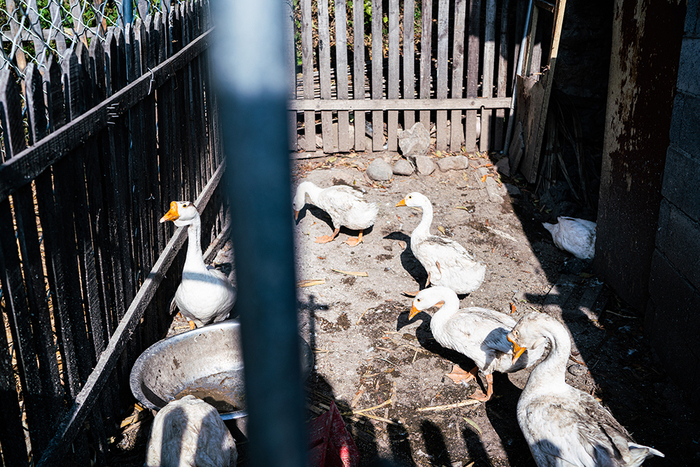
[507,313,663,466]
[160,201,236,329]
[408,287,545,401]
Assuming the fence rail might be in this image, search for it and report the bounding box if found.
[0,1,226,464]
[293,0,543,154]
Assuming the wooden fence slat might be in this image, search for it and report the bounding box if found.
[335,0,350,152]
[353,0,366,151]
[436,0,450,151]
[300,0,315,151]
[318,0,335,152]
[481,0,497,152]
[371,0,384,151]
[419,0,433,126]
[465,0,481,152]
[403,0,416,130]
[495,0,511,152]
[387,0,400,151]
[450,0,467,150]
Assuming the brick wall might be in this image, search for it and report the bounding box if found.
[647,0,700,408]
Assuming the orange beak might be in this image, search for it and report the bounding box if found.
[507,334,526,363]
[160,201,180,223]
[294,210,299,221]
[396,198,406,207]
[408,305,421,320]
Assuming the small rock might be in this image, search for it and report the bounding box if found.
[496,156,511,176]
[393,159,415,176]
[505,183,521,197]
[415,155,435,175]
[568,364,587,376]
[398,122,431,160]
[436,155,468,172]
[366,158,393,181]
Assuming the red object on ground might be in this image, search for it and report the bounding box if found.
[308,401,360,467]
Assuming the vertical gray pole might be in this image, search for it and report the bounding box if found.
[209,1,306,467]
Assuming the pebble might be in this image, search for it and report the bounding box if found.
[366,158,393,181]
[436,155,468,172]
[568,363,587,376]
[393,159,415,175]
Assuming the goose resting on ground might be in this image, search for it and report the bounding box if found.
[542,216,596,260]
[160,201,236,329]
[409,286,545,401]
[292,181,378,246]
[508,313,664,466]
[146,395,237,467]
[397,192,486,295]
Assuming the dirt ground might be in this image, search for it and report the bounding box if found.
[108,150,700,466]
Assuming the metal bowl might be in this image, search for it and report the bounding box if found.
[130,319,312,420]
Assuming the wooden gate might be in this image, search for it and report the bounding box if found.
[289,0,540,155]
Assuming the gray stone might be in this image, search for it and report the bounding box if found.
[398,122,431,160]
[496,156,511,176]
[505,183,521,197]
[415,155,435,175]
[366,158,393,181]
[393,159,415,176]
[436,155,468,172]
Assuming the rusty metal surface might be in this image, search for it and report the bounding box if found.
[594,0,686,312]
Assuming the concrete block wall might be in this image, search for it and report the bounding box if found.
[647,0,700,407]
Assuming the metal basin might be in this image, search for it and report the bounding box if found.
[130,319,312,419]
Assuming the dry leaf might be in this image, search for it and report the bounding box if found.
[434,150,442,157]
[298,279,326,287]
[510,302,516,314]
[437,225,446,235]
[463,417,482,435]
[332,269,368,277]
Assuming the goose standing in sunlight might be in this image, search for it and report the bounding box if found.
[161,201,236,329]
[542,216,596,260]
[293,181,378,246]
[508,313,664,466]
[396,192,485,295]
[146,395,237,467]
[409,287,545,401]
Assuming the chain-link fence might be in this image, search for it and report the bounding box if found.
[0,0,177,78]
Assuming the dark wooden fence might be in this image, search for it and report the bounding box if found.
[0,1,229,465]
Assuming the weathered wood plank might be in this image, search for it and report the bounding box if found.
[387,0,400,151]
[403,0,416,130]
[289,97,511,111]
[465,0,482,153]
[436,0,450,151]
[495,0,511,151]
[481,0,497,152]
[0,29,213,204]
[371,0,384,151]
[300,0,315,151]
[419,0,433,126]
[353,0,366,151]
[335,0,350,152]
[318,0,335,152]
[450,0,467,150]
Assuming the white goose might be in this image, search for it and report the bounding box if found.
[543,216,596,260]
[160,201,236,329]
[409,286,545,401]
[146,395,238,467]
[293,181,378,246]
[508,313,664,466]
[397,192,486,295]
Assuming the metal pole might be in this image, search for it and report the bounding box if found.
[209,1,306,467]
[122,0,134,26]
[502,0,533,155]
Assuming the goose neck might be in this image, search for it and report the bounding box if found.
[527,321,570,388]
[412,199,434,242]
[430,292,461,332]
[184,217,207,272]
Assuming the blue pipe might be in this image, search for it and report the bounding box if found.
[209,1,306,466]
[122,0,134,26]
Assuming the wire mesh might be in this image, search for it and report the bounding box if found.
[0,0,173,78]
